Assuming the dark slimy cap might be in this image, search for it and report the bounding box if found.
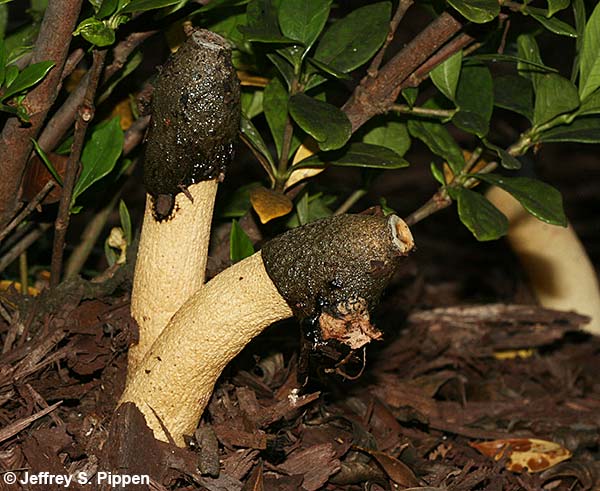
[143,29,241,219]
[261,214,414,349]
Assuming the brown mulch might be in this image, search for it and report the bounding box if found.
[0,274,598,491]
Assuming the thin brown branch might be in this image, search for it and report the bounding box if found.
[0,224,51,273]
[104,30,157,81]
[38,31,156,154]
[404,189,452,226]
[62,48,85,80]
[123,115,151,155]
[50,50,108,287]
[367,0,414,77]
[403,32,474,89]
[342,12,464,132]
[37,72,89,152]
[0,180,56,243]
[391,103,455,118]
[0,0,83,229]
[63,118,146,278]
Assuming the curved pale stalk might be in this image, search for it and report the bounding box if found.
[487,186,600,334]
[123,251,292,444]
[121,214,415,445]
[128,180,217,372]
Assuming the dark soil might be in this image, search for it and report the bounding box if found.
[0,143,599,491]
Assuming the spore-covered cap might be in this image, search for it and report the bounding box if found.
[143,29,241,219]
[261,214,414,349]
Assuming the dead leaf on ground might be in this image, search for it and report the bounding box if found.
[354,446,420,487]
[470,438,571,473]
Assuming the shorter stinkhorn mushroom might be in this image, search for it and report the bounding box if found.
[129,29,240,372]
[121,213,414,444]
[486,186,600,334]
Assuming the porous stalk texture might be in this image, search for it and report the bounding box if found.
[122,252,293,444]
[129,181,217,373]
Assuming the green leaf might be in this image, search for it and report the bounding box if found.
[1,60,54,101]
[447,0,499,23]
[430,162,445,184]
[286,192,334,227]
[267,53,295,88]
[3,22,39,65]
[0,4,7,40]
[73,18,115,47]
[120,0,182,13]
[402,87,418,107]
[453,64,493,136]
[579,2,600,100]
[295,142,409,169]
[230,219,255,263]
[97,0,118,17]
[483,140,522,170]
[452,187,508,241]
[533,73,579,125]
[240,115,275,168]
[263,76,300,158]
[517,34,545,92]
[278,0,331,54]
[359,114,411,157]
[314,2,391,73]
[119,199,132,244]
[72,117,124,204]
[221,182,260,218]
[104,239,118,266]
[571,0,585,82]
[206,10,247,48]
[0,39,6,88]
[288,93,351,151]
[476,174,566,226]
[31,138,63,186]
[239,0,293,43]
[538,116,600,142]
[407,116,465,174]
[0,102,18,115]
[430,50,462,101]
[241,89,264,119]
[527,9,578,37]
[196,0,250,12]
[493,74,534,121]
[548,0,570,17]
[307,57,351,81]
[3,64,18,88]
[471,53,557,73]
[577,88,600,116]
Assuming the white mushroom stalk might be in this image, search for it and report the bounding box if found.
[486,186,600,334]
[121,214,415,445]
[128,29,240,372]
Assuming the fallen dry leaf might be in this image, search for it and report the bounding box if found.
[355,446,419,487]
[470,438,571,473]
[249,186,293,224]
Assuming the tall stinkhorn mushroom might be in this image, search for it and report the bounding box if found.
[121,213,414,445]
[129,29,240,372]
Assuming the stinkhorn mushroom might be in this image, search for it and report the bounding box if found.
[486,186,600,334]
[129,29,240,372]
[121,213,414,444]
